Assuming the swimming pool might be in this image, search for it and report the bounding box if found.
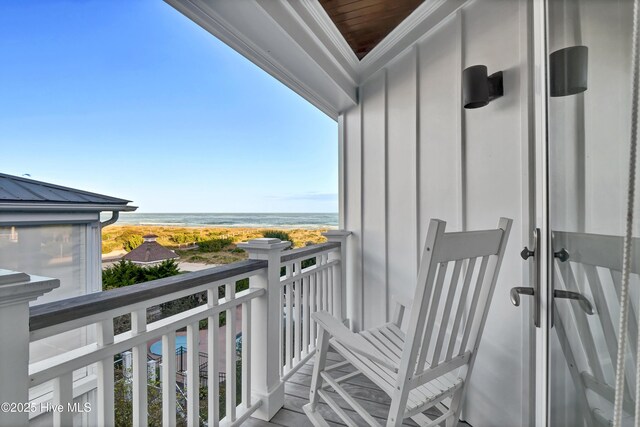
[149,335,187,355]
[149,333,242,355]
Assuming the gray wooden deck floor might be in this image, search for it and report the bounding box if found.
[244,352,471,427]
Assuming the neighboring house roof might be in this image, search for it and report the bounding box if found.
[123,241,179,264]
[0,173,136,212]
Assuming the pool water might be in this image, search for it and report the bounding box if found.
[150,335,187,355]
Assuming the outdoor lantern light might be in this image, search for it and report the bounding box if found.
[549,45,588,97]
[462,65,504,109]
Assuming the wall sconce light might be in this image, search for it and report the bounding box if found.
[462,65,504,109]
[549,45,588,97]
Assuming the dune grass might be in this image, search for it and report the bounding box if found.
[102,225,330,264]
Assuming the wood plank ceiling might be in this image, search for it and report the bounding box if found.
[319,0,424,59]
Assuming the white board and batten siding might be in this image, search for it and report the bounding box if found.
[341,1,532,426]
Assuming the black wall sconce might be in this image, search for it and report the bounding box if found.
[549,45,588,97]
[462,65,504,109]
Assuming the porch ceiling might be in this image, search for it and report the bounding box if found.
[319,0,424,59]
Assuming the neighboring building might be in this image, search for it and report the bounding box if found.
[123,234,178,265]
[0,172,136,425]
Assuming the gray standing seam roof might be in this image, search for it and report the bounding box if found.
[0,173,133,207]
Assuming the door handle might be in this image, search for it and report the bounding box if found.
[554,289,594,315]
[510,287,535,307]
[513,229,541,327]
[521,247,535,260]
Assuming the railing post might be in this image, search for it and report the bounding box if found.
[238,238,290,421]
[0,270,58,427]
[322,230,351,324]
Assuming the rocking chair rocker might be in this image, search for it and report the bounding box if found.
[303,217,512,427]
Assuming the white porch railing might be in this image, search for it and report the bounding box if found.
[0,231,349,427]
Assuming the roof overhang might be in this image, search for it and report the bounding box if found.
[0,203,138,213]
[165,0,467,119]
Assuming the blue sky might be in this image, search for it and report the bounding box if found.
[0,1,338,213]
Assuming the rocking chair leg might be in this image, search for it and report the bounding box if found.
[446,388,464,427]
[308,328,331,410]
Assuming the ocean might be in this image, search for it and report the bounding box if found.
[102,213,339,229]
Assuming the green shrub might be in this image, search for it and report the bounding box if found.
[197,238,233,252]
[169,232,198,245]
[122,234,143,252]
[262,230,292,243]
[102,259,181,290]
[301,257,316,269]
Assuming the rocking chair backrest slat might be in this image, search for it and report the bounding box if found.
[430,259,464,367]
[398,218,512,382]
[445,256,477,361]
[458,255,491,357]
[552,231,640,422]
[415,260,449,373]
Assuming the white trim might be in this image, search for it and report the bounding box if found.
[165,0,470,117]
[533,0,550,425]
[255,0,357,101]
[165,0,355,119]
[0,203,135,212]
[297,0,360,71]
[359,0,468,82]
[0,212,100,225]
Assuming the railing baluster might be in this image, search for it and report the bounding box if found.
[310,267,317,348]
[242,299,252,407]
[162,331,177,427]
[131,309,148,426]
[331,263,335,315]
[187,322,200,427]
[97,319,115,427]
[279,285,284,377]
[225,283,237,422]
[322,254,329,311]
[52,372,73,427]
[302,274,310,355]
[207,288,220,427]
[294,261,302,364]
[285,265,293,371]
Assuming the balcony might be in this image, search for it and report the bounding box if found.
[1,233,354,426]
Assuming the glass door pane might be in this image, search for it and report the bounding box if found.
[546,0,638,425]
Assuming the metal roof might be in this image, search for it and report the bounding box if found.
[123,241,179,264]
[0,173,136,212]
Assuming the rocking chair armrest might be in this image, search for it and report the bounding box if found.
[311,311,398,372]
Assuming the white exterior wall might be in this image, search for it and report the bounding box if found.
[341,1,532,425]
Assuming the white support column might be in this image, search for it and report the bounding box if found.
[0,270,58,427]
[322,230,351,325]
[237,238,290,421]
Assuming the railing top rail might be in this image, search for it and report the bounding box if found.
[29,259,267,332]
[280,242,340,263]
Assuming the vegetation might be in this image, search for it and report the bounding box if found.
[101,225,329,264]
[261,229,292,242]
[197,238,233,252]
[102,259,181,290]
[114,359,243,426]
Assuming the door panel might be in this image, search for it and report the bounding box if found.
[546,0,636,425]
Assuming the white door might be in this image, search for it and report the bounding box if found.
[529,0,637,425]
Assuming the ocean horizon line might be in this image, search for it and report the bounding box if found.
[102,212,339,229]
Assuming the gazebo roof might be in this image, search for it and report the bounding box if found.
[0,173,136,212]
[123,241,178,264]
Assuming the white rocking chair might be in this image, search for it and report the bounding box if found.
[303,217,513,427]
